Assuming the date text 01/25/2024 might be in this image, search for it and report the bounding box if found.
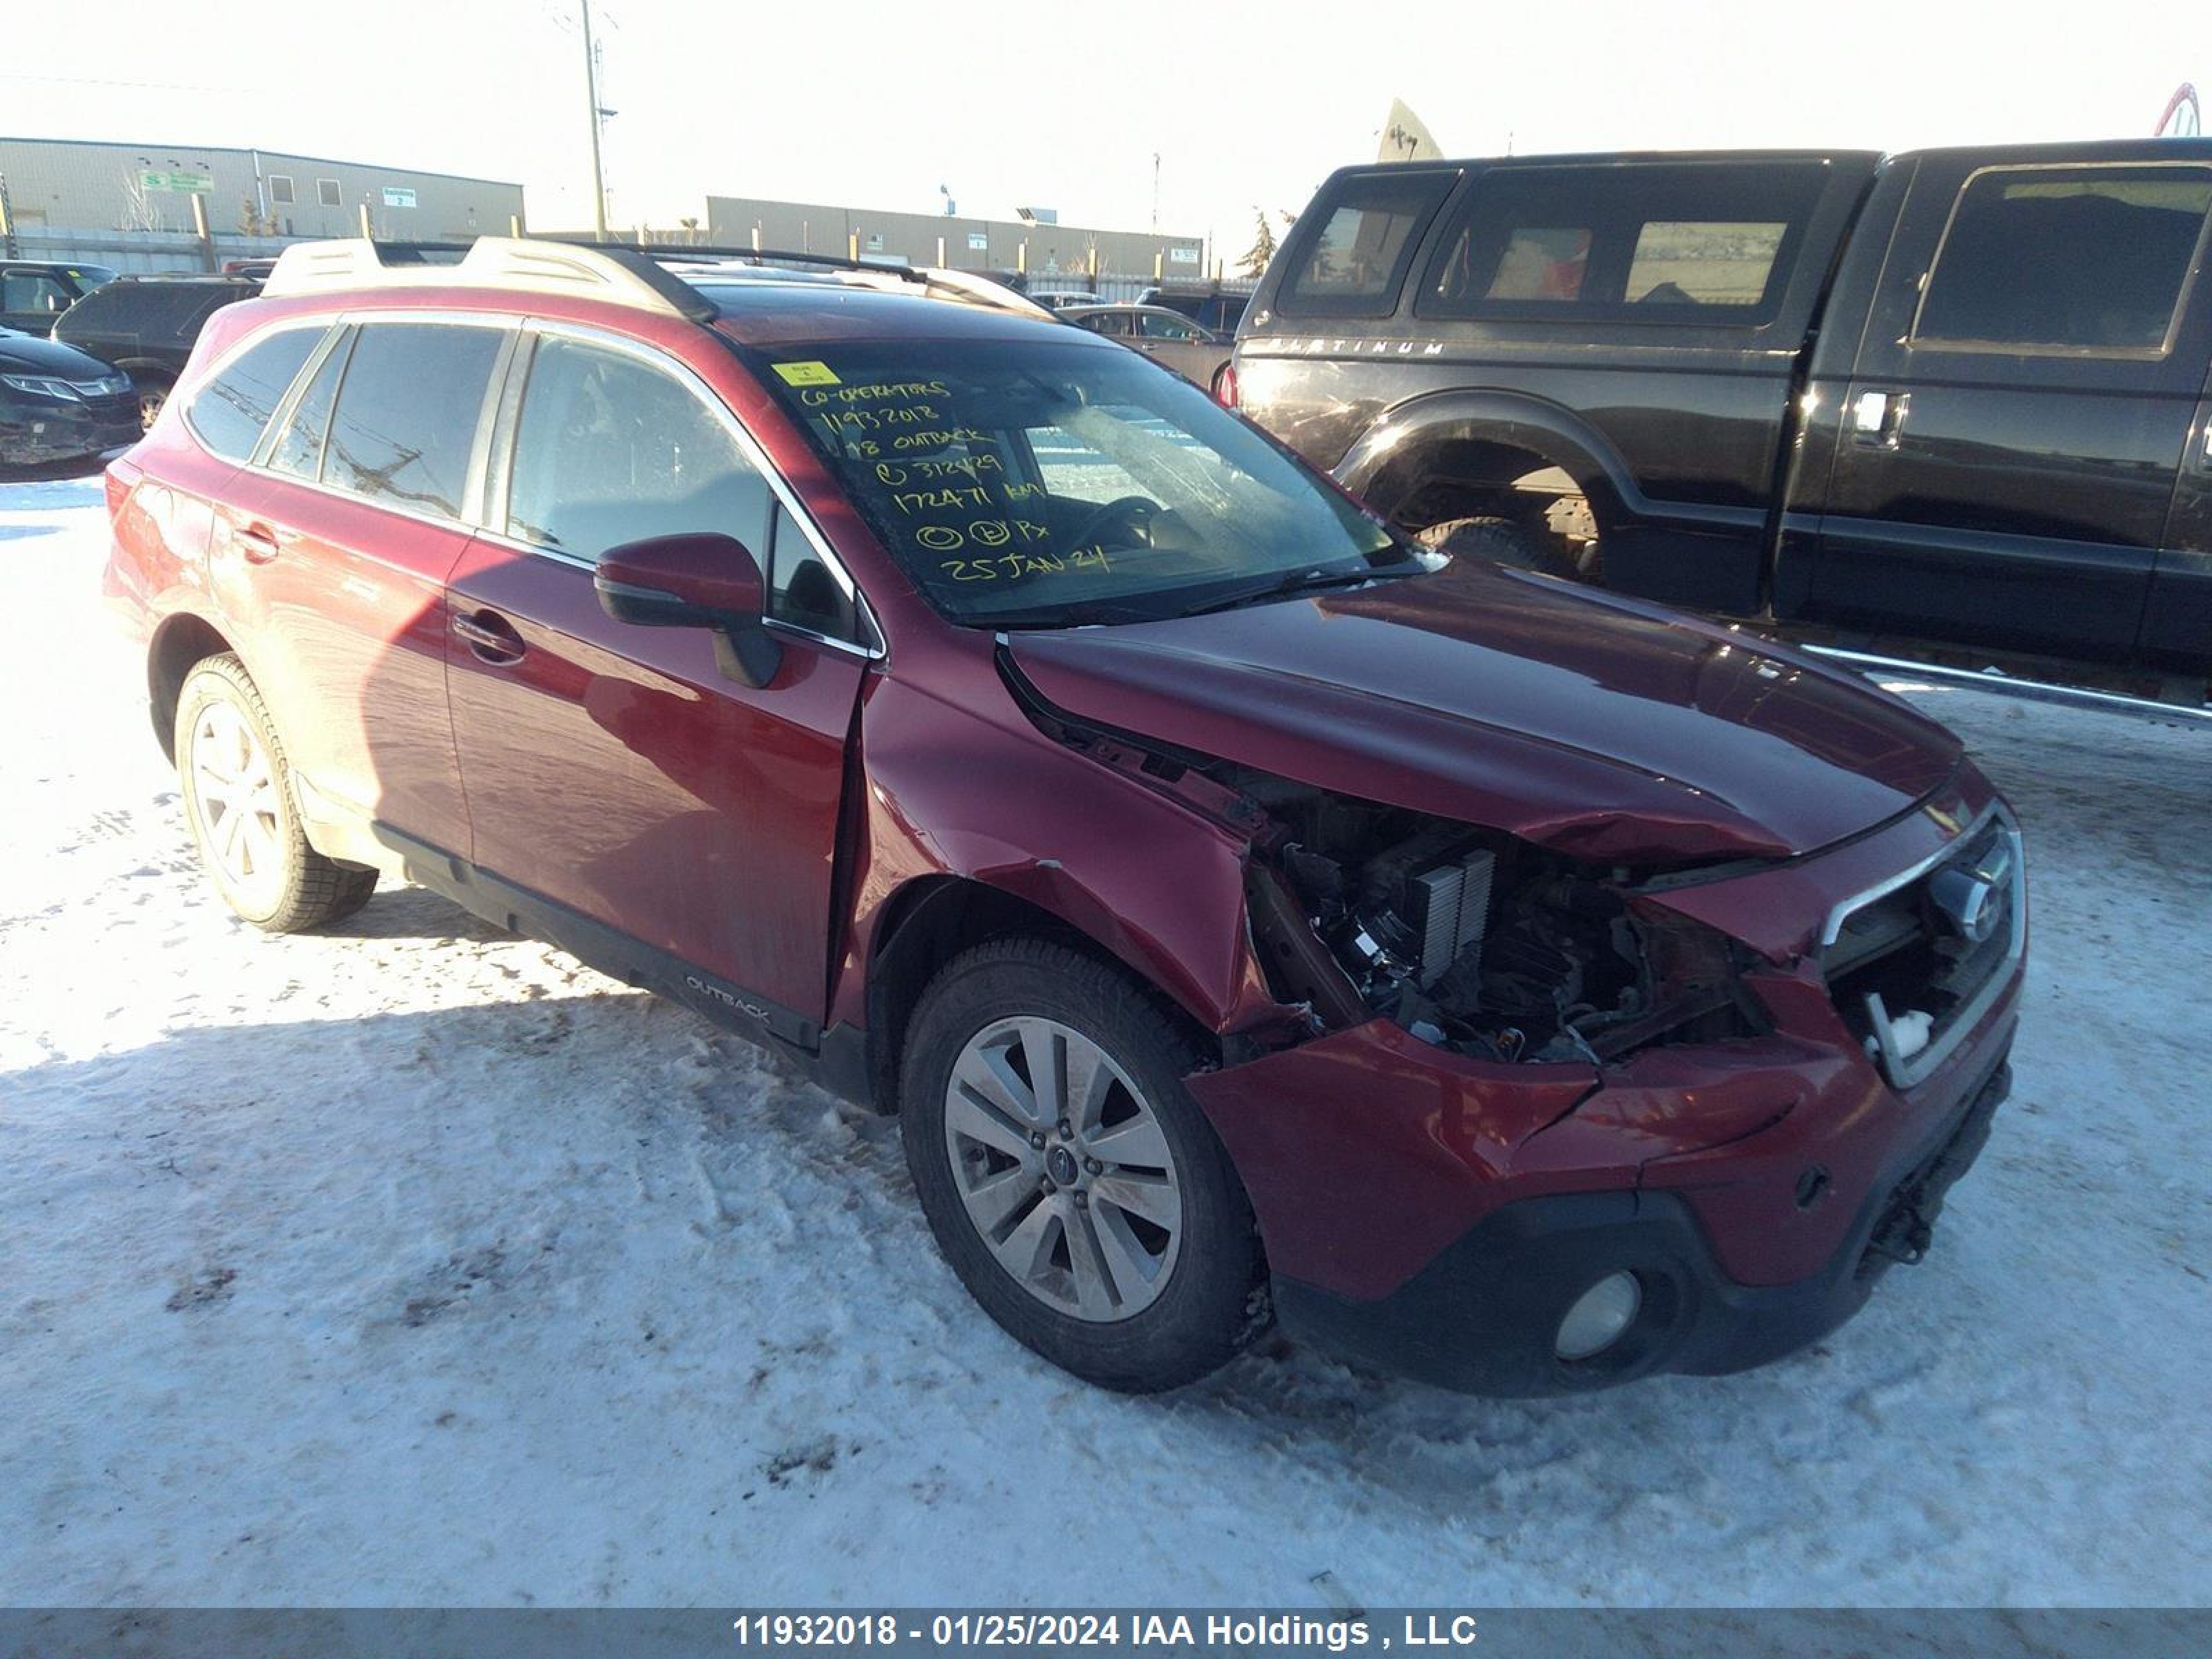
[728,1612,1484,1651]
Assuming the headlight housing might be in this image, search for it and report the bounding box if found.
[0,373,123,402]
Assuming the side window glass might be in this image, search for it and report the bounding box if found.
[506,336,770,563]
[2,272,71,315]
[187,327,322,463]
[1279,173,1454,316]
[1081,312,1129,337]
[1626,221,1785,308]
[766,503,858,641]
[267,330,350,480]
[1915,165,2212,353]
[324,322,503,519]
[1138,312,1196,339]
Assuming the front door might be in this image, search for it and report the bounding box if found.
[1806,148,2212,663]
[444,326,869,1032]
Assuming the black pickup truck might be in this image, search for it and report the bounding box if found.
[1234,140,2212,699]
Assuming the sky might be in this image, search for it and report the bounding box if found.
[8,0,2202,266]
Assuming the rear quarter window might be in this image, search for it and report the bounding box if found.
[1276,171,1456,318]
[323,321,505,520]
[1418,161,1826,326]
[185,326,325,464]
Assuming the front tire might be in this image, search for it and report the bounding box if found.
[133,373,174,433]
[174,654,376,932]
[900,939,1266,1392]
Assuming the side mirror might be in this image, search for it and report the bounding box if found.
[594,532,782,688]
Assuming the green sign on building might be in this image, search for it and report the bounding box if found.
[138,168,216,195]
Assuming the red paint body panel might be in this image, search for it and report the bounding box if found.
[1010,558,1961,863]
[445,538,865,1020]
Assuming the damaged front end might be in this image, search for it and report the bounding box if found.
[999,643,1774,1070]
[1234,771,1772,1067]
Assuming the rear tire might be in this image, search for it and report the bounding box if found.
[1417,514,1577,578]
[900,938,1266,1393]
[174,654,377,932]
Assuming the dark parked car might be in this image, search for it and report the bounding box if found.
[0,326,139,466]
[1,259,118,335]
[1063,303,1233,395]
[104,236,2023,1396]
[55,274,259,430]
[1138,283,1250,335]
[1237,139,2212,702]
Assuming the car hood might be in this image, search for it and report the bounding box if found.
[0,330,113,377]
[1004,559,1962,865]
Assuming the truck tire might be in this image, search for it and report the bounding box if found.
[900,938,1266,1393]
[1417,514,1578,579]
[174,654,377,932]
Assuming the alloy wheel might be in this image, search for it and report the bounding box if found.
[190,701,285,906]
[942,1015,1183,1322]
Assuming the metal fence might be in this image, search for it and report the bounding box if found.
[3,225,313,273]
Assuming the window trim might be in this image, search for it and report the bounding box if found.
[485,317,882,659]
[268,174,296,206]
[1907,160,2212,361]
[316,177,344,209]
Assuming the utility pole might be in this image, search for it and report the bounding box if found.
[1151,152,1160,232]
[581,0,609,240]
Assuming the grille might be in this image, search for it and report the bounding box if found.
[1822,811,2025,1091]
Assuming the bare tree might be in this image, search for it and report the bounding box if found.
[117,171,164,233]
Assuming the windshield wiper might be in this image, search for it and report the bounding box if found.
[1176,556,1423,619]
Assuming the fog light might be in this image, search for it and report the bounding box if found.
[1555,1271,1642,1361]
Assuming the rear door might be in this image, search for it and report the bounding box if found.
[444,323,871,1036]
[209,315,505,854]
[1806,148,2212,662]
[1132,308,1226,388]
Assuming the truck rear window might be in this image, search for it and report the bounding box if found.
[1276,171,1456,317]
[1419,161,1825,326]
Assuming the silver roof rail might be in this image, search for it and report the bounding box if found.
[262,237,714,321]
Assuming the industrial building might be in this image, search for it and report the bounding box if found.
[702,193,1206,283]
[0,135,524,243]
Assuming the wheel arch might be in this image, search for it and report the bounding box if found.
[1335,388,1640,536]
[146,608,242,763]
[857,871,1231,1117]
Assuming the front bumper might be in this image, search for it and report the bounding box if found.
[0,393,140,465]
[1186,768,2026,1395]
[1268,1051,2009,1396]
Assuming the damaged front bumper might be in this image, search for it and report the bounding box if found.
[1185,778,2027,1396]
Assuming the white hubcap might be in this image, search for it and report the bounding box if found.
[191,702,285,902]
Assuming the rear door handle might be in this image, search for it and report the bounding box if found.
[1850,388,1909,449]
[234,522,281,563]
[452,608,527,665]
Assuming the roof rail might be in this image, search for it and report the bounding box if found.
[262,237,715,322]
[260,235,1049,323]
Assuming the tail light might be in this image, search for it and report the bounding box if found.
[104,456,141,521]
[1214,362,1239,409]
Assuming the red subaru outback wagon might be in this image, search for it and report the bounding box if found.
[103,238,2026,1395]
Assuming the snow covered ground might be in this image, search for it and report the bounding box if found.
[1,474,2206,1609]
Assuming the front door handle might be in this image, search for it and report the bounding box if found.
[1850,388,1909,449]
[452,608,527,665]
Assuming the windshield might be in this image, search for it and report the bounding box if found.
[747,336,1411,627]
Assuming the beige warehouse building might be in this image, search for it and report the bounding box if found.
[0,135,523,242]
[703,194,1206,283]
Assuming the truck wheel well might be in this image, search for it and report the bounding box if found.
[147,615,237,763]
[861,876,1216,1115]
[1376,439,1588,534]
